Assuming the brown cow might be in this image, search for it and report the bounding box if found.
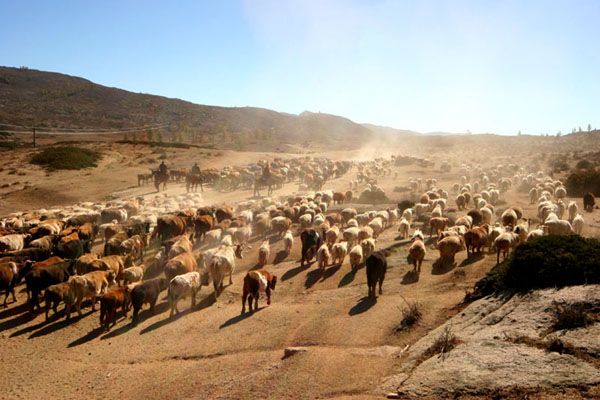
[74,253,100,275]
[165,252,199,282]
[99,286,130,331]
[151,215,189,242]
[43,282,74,321]
[65,270,116,320]
[89,255,132,283]
[193,215,214,242]
[241,269,277,314]
[464,225,490,256]
[215,206,234,223]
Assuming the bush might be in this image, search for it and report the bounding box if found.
[357,190,390,204]
[475,235,600,295]
[566,169,600,197]
[30,146,101,170]
[420,326,458,361]
[551,301,593,331]
[575,159,594,170]
[396,299,422,332]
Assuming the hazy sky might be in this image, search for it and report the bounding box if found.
[2,0,599,135]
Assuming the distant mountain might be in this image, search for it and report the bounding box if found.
[361,123,421,137]
[0,67,374,150]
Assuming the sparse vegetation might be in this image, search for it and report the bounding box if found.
[357,190,390,204]
[475,235,600,296]
[566,169,600,196]
[420,326,458,361]
[575,159,594,169]
[551,301,595,331]
[30,146,101,170]
[396,298,422,332]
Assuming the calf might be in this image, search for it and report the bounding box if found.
[300,228,321,266]
[43,282,74,321]
[122,264,147,286]
[168,271,202,318]
[258,240,270,267]
[99,286,130,332]
[241,270,277,314]
[130,277,168,324]
[65,270,116,320]
[366,251,387,299]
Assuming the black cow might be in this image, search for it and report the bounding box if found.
[0,248,51,262]
[366,251,387,299]
[130,278,168,325]
[467,210,483,227]
[584,192,596,211]
[54,239,91,259]
[300,228,322,266]
[126,221,150,237]
[25,261,74,313]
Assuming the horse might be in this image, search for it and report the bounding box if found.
[153,169,169,192]
[186,173,204,193]
[253,174,284,197]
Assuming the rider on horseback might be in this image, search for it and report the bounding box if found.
[159,160,168,175]
[262,162,271,181]
[191,162,200,175]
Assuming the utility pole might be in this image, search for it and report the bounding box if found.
[32,128,36,147]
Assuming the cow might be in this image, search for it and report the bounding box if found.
[584,192,596,211]
[241,269,277,314]
[1,262,31,307]
[300,228,321,266]
[164,252,199,282]
[122,264,147,286]
[89,255,132,284]
[28,235,57,251]
[99,286,130,332]
[54,239,91,259]
[366,251,387,299]
[104,232,129,256]
[193,215,214,242]
[130,277,168,325]
[25,261,74,313]
[167,234,193,259]
[215,206,234,223]
[78,223,97,243]
[0,234,28,253]
[168,271,203,318]
[43,282,74,321]
[65,270,116,320]
[74,253,101,275]
[207,244,244,300]
[120,234,150,261]
[151,215,189,242]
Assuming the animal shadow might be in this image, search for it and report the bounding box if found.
[348,296,377,316]
[401,270,419,284]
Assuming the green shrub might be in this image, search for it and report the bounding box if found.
[31,146,101,170]
[575,159,594,170]
[475,235,600,295]
[357,190,390,204]
[566,169,600,197]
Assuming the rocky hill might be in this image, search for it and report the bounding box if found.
[0,66,374,150]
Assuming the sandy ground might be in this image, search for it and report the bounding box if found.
[1,141,599,399]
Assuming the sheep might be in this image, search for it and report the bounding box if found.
[567,201,578,222]
[494,232,519,263]
[368,217,384,238]
[326,226,340,247]
[527,228,544,241]
[501,208,518,227]
[343,227,361,247]
[402,208,413,223]
[331,242,348,265]
[317,243,330,270]
[408,230,426,273]
[431,204,443,218]
[542,219,574,235]
[299,214,312,228]
[429,217,450,237]
[438,236,463,264]
[360,238,376,262]
[358,226,374,242]
[480,206,493,225]
[204,229,222,247]
[258,240,270,267]
[572,214,584,235]
[349,244,363,271]
[398,217,410,239]
[283,230,294,253]
[555,186,567,200]
[455,215,473,229]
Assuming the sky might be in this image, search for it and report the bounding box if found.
[1,0,599,135]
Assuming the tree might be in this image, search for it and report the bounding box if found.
[578,126,582,133]
[518,130,522,136]
[588,124,592,132]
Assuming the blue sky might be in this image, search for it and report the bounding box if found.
[1,0,599,135]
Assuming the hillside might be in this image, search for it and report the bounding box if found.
[0,66,374,150]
